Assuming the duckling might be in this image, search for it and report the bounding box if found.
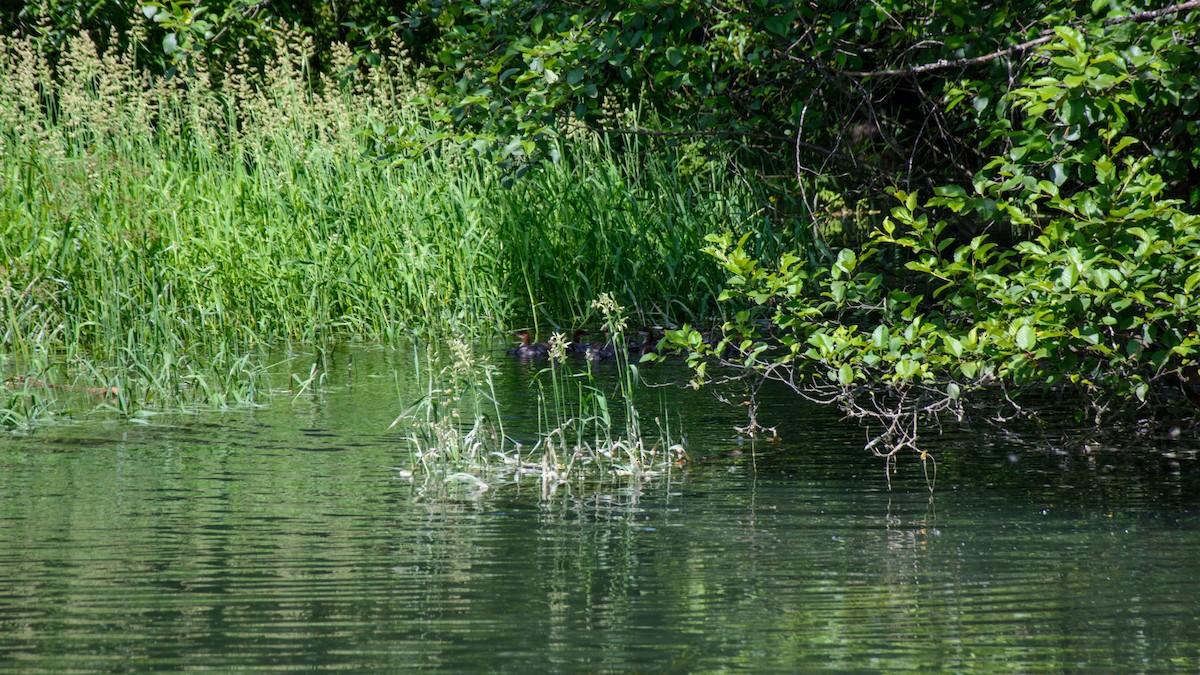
[583,333,617,361]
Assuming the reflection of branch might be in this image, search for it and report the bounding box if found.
[842,0,1200,79]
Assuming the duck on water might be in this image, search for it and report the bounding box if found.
[506,328,663,360]
[506,329,549,358]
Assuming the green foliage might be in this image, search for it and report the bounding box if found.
[5,0,1199,447]
[944,13,1200,217]
[410,0,1200,243]
[407,7,1020,190]
[668,8,1200,446]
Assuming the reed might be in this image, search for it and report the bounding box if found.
[392,339,507,481]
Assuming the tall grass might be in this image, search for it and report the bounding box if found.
[0,27,762,425]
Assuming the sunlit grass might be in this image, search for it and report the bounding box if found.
[0,28,759,436]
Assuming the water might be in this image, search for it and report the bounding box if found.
[2,346,1199,671]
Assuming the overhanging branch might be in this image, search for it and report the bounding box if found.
[841,0,1200,79]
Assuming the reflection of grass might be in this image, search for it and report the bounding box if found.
[0,30,758,427]
[394,309,687,497]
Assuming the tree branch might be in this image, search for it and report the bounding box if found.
[841,0,1200,79]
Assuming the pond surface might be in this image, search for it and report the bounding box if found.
[2,346,1199,672]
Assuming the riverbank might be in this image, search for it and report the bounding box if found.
[0,31,760,428]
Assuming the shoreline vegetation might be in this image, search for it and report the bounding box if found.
[4,1,1200,481]
[0,29,749,483]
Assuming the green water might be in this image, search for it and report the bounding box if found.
[2,347,1198,672]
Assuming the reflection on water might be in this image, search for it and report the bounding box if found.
[1,346,1198,671]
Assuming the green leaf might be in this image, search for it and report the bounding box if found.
[835,248,857,275]
[764,15,789,36]
[838,363,854,385]
[1111,136,1138,155]
[944,335,964,357]
[1053,26,1086,54]
[933,184,967,198]
[1015,325,1037,351]
[1050,163,1067,186]
[1185,271,1200,293]
[871,325,888,349]
[1060,264,1079,288]
[906,359,924,379]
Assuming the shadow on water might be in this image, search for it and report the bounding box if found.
[1,345,1198,671]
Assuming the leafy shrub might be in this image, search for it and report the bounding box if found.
[667,11,1200,455]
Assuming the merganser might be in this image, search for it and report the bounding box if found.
[566,330,590,356]
[507,329,549,358]
[630,327,659,357]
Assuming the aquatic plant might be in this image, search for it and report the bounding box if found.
[527,295,687,495]
[393,301,685,498]
[392,339,507,484]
